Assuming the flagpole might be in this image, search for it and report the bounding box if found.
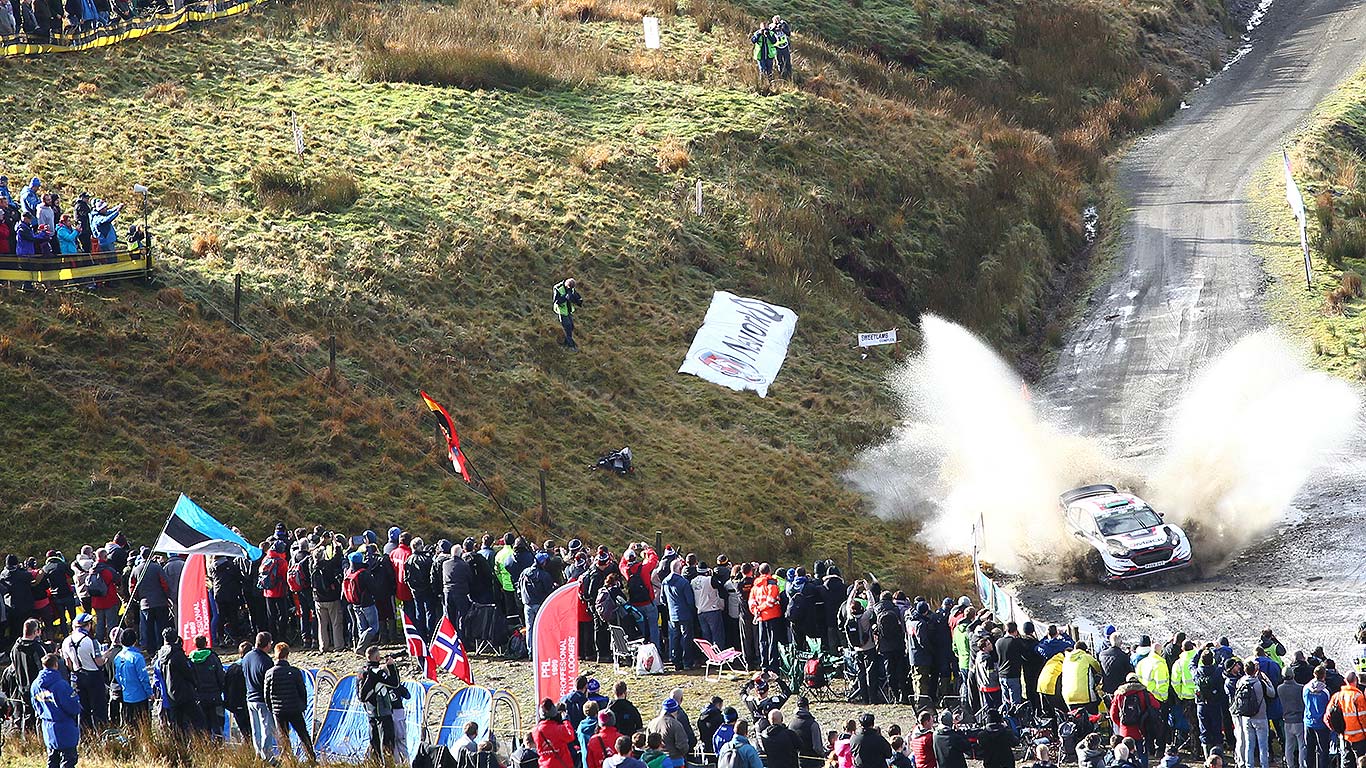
[461,454,524,541]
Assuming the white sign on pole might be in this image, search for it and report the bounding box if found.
[1284,149,1311,289]
[678,291,797,398]
[857,329,898,348]
[643,16,661,49]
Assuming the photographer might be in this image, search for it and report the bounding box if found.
[359,645,407,763]
[552,277,584,349]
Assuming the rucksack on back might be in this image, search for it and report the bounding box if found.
[1234,678,1261,717]
[84,567,107,597]
[287,562,307,593]
[257,558,282,593]
[342,569,363,604]
[626,568,649,604]
[1119,693,1145,726]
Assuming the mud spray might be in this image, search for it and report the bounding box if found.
[849,316,1360,579]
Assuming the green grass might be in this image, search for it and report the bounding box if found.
[0,0,1234,591]
[1249,61,1366,378]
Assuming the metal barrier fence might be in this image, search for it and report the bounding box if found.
[1,0,266,56]
[0,240,153,284]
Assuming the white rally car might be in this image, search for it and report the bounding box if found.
[1060,484,1193,583]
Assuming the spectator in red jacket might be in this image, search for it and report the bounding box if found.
[910,710,936,768]
[390,532,414,619]
[587,710,623,768]
[260,542,290,643]
[620,544,660,650]
[1110,672,1162,757]
[532,699,579,768]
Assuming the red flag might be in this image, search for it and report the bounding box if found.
[429,616,474,685]
[402,612,428,660]
[177,554,211,653]
[532,583,582,704]
[420,391,472,483]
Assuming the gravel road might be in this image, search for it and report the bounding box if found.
[1019,0,1366,659]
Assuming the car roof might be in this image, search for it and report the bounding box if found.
[1070,492,1149,517]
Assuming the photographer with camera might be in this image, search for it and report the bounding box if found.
[359,645,409,763]
[552,277,584,349]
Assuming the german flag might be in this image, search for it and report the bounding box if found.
[419,391,472,483]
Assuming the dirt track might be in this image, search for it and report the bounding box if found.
[1019,0,1366,659]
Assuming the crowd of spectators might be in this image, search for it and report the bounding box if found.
[0,175,140,262]
[0,0,171,43]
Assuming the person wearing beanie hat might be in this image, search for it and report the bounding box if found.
[648,698,689,767]
[851,712,892,768]
[568,538,584,553]
[710,704,740,755]
[520,550,556,635]
[384,527,402,555]
[531,698,576,768]
[587,710,622,768]
[587,678,609,709]
[0,553,34,646]
[662,558,698,671]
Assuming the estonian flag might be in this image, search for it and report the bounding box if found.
[420,391,472,484]
[154,494,262,560]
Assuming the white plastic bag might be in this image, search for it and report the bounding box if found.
[635,643,664,674]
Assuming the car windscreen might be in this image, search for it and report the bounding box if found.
[1096,507,1162,536]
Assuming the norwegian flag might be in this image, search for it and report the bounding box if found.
[427,616,473,685]
[403,612,428,660]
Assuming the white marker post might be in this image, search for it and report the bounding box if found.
[1283,149,1311,290]
[643,16,660,49]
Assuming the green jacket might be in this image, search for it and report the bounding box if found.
[1171,649,1199,700]
[553,282,580,317]
[751,30,775,61]
[953,625,973,670]
[494,545,515,592]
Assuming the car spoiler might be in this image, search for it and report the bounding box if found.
[1059,484,1119,505]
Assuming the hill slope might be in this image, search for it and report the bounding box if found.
[0,0,1234,589]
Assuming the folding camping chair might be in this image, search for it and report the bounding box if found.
[610,625,643,673]
[694,639,745,682]
[465,603,508,656]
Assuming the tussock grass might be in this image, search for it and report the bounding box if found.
[250,167,359,213]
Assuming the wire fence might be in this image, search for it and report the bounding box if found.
[155,260,658,547]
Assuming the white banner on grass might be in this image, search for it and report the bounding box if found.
[857,329,897,347]
[642,16,660,49]
[678,291,797,398]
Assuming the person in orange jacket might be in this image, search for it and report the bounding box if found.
[1327,671,1366,764]
[747,563,783,672]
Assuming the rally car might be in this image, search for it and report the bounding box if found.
[1060,484,1192,583]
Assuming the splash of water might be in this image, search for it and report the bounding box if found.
[850,316,1360,579]
[1148,330,1360,566]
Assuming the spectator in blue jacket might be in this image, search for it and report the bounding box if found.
[716,719,763,768]
[16,212,47,256]
[1303,666,1333,768]
[113,629,155,727]
[22,177,41,217]
[518,553,556,635]
[55,214,78,255]
[89,199,123,253]
[32,653,82,768]
[663,560,697,671]
[1036,625,1075,660]
[712,707,739,755]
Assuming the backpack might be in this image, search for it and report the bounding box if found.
[313,559,342,596]
[873,605,903,648]
[626,567,649,605]
[1326,700,1347,734]
[718,746,740,768]
[1195,670,1220,703]
[287,562,308,593]
[406,552,433,593]
[342,569,363,604]
[803,657,826,689]
[257,557,283,593]
[84,566,107,598]
[1233,678,1261,717]
[1119,692,1146,726]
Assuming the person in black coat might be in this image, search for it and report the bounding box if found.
[0,554,35,647]
[850,713,893,768]
[263,643,316,762]
[224,641,252,740]
[822,567,847,653]
[934,710,973,768]
[189,635,227,737]
[975,710,1020,768]
[156,629,207,736]
[1099,635,1134,696]
[759,710,804,768]
[443,546,474,628]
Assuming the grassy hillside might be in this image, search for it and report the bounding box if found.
[0,0,1232,590]
[1252,62,1366,377]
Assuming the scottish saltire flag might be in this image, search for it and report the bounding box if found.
[427,616,473,684]
[403,612,428,659]
[153,494,262,559]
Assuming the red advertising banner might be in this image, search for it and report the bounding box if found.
[532,582,581,704]
[178,554,212,653]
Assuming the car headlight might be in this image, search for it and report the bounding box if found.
[1164,526,1178,546]
[1106,540,1130,557]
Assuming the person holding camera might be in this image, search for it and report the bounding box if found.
[750,22,777,81]
[359,645,408,763]
[552,277,585,349]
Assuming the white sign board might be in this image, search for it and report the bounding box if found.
[642,16,660,49]
[678,291,797,398]
[857,329,898,348]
